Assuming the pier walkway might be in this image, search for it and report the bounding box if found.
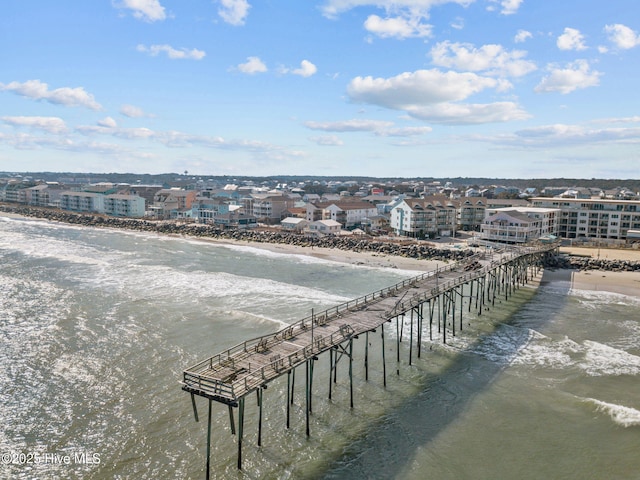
[181,241,559,474]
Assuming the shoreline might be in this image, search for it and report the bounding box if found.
[191,235,446,272]
[2,208,640,296]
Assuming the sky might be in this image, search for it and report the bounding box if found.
[1,1,640,178]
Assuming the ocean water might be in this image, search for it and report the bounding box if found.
[1,216,639,480]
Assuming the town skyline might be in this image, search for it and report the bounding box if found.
[2,1,640,178]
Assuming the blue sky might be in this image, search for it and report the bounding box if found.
[1,1,639,178]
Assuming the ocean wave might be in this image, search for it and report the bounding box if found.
[569,288,640,306]
[510,335,580,369]
[509,335,640,376]
[581,340,640,376]
[584,398,640,427]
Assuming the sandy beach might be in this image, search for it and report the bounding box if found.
[545,246,640,297]
[209,236,447,272]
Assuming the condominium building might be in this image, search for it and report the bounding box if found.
[530,197,640,241]
[103,194,145,217]
[390,196,457,238]
[60,191,105,213]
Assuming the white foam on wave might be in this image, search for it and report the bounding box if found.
[219,309,290,329]
[584,398,640,427]
[569,288,640,306]
[581,340,640,376]
[0,229,111,266]
[463,324,548,365]
[511,334,581,369]
[506,334,640,376]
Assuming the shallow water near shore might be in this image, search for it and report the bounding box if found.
[1,216,639,479]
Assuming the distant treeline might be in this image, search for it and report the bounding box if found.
[2,171,639,192]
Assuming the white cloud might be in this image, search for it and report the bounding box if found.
[320,0,474,19]
[406,102,529,124]
[0,79,102,110]
[290,60,318,77]
[535,60,602,94]
[514,29,532,43]
[304,119,394,132]
[114,0,166,22]
[304,118,433,136]
[218,0,250,26]
[309,135,344,146]
[604,23,640,50]
[236,56,267,74]
[348,69,503,107]
[76,124,156,139]
[508,123,640,147]
[120,104,151,118]
[557,27,587,51]
[364,14,432,39]
[430,41,536,77]
[2,116,68,134]
[451,17,464,30]
[347,69,528,124]
[136,44,206,60]
[377,126,432,136]
[98,117,118,128]
[498,0,522,15]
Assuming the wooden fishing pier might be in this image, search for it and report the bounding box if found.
[181,241,559,476]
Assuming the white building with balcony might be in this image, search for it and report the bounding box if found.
[531,197,640,241]
[480,207,559,243]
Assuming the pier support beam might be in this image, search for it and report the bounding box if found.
[286,371,291,429]
[237,397,245,470]
[305,360,310,437]
[381,324,386,387]
[364,331,369,381]
[191,393,199,422]
[257,387,263,447]
[206,399,212,480]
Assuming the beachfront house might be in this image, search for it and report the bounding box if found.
[150,189,197,219]
[280,217,309,232]
[305,201,377,229]
[308,219,342,235]
[480,207,559,243]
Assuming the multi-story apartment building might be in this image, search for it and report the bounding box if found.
[60,191,145,217]
[246,195,295,224]
[480,207,559,243]
[390,196,457,238]
[103,194,145,217]
[531,197,640,241]
[60,191,105,213]
[458,198,486,232]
